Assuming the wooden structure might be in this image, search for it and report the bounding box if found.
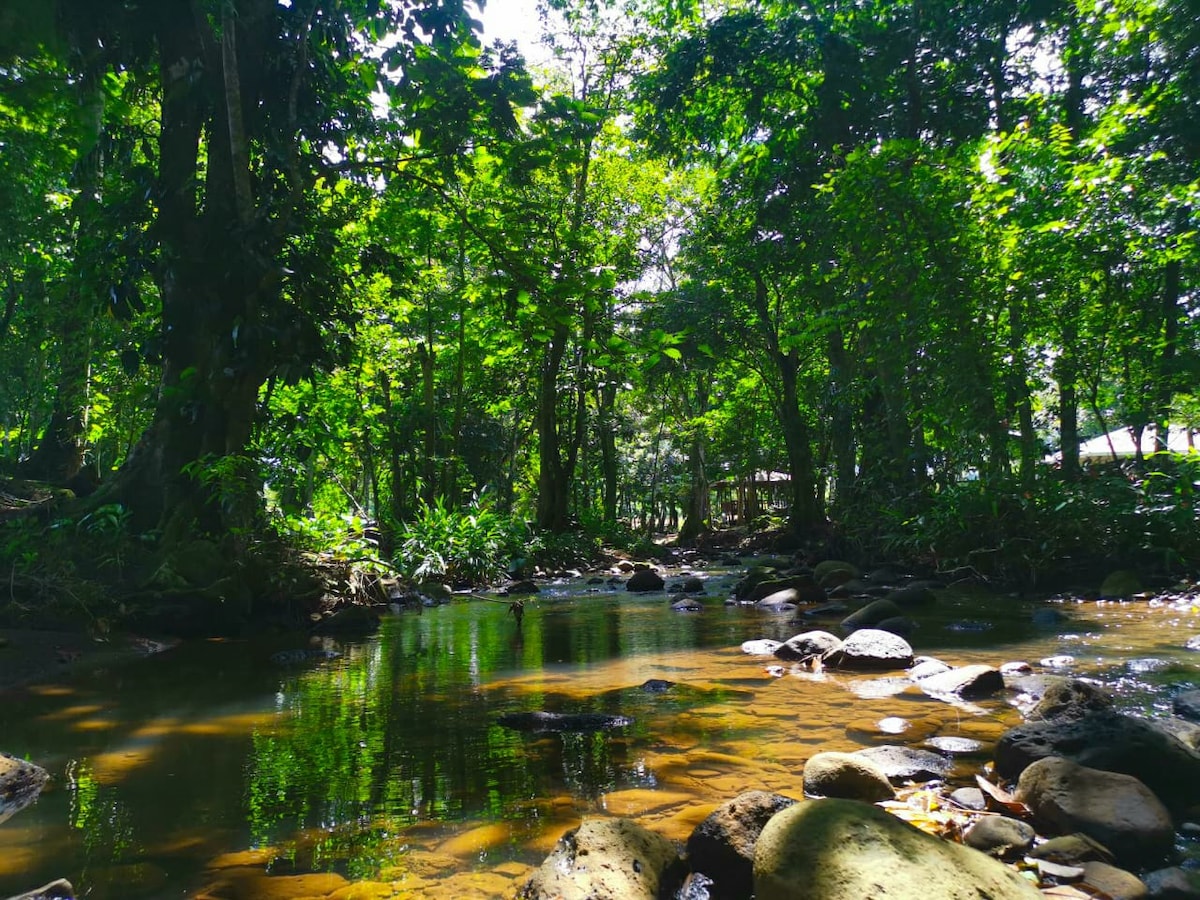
[712,470,791,525]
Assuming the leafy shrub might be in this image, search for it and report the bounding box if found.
[841,454,1200,588]
[398,497,522,587]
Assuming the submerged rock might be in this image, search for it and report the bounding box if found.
[269,648,342,665]
[640,679,676,693]
[752,799,1041,900]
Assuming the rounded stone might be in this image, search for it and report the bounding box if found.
[802,752,895,802]
[963,816,1036,860]
[1016,756,1174,869]
[752,799,1041,900]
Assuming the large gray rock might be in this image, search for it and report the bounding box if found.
[852,745,953,783]
[752,799,1041,900]
[686,791,797,900]
[1026,677,1115,720]
[775,631,841,663]
[916,664,1004,699]
[0,753,49,826]
[822,629,914,671]
[802,752,894,802]
[1016,756,1174,869]
[994,710,1200,813]
[519,817,683,900]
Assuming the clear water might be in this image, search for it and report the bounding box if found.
[1,573,1197,899]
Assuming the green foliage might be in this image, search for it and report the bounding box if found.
[398,497,524,586]
[848,455,1200,587]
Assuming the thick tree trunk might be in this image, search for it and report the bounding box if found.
[101,0,271,536]
[597,380,618,523]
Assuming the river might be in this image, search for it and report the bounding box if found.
[1,569,1198,899]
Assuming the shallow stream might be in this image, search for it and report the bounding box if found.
[2,569,1199,899]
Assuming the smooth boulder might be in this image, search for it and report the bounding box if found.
[822,629,914,670]
[519,817,682,900]
[1016,756,1174,869]
[802,752,894,802]
[752,799,1041,900]
[963,816,1036,860]
[775,631,841,663]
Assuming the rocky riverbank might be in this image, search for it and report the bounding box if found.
[509,554,1200,899]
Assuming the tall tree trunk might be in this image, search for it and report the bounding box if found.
[1007,299,1037,490]
[103,0,272,538]
[536,320,571,531]
[750,274,819,530]
[596,379,618,523]
[827,328,856,510]
[679,377,710,542]
[418,340,436,505]
[1153,210,1186,451]
[1056,299,1080,480]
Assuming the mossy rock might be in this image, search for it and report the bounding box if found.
[753,799,1041,900]
[813,561,860,589]
[1099,570,1143,599]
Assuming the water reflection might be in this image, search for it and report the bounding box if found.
[0,584,1197,898]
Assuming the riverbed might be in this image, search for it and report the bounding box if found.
[2,570,1198,899]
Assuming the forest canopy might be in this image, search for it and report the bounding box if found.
[0,0,1197,627]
